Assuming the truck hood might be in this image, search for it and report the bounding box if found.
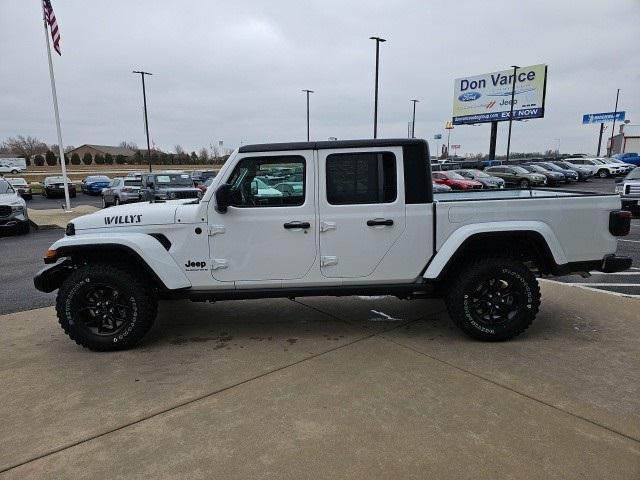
[71,200,191,231]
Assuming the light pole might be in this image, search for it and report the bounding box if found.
[410,99,419,138]
[302,89,313,141]
[608,88,620,156]
[370,36,386,139]
[505,65,519,164]
[133,70,153,172]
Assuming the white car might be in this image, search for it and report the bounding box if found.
[563,158,623,178]
[0,178,29,234]
[0,164,25,174]
[599,157,635,174]
[34,139,632,351]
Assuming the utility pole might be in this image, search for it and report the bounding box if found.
[597,123,605,157]
[302,89,313,141]
[370,36,386,139]
[608,88,620,156]
[410,99,419,138]
[133,70,153,172]
[505,65,519,164]
[488,121,498,160]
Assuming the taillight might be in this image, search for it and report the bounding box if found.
[609,210,631,236]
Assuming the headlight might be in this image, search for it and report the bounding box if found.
[11,204,25,212]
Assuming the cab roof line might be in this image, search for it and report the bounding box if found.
[238,138,426,153]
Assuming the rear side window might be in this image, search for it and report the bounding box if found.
[326,152,396,205]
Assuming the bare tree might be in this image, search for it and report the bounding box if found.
[198,147,209,162]
[209,143,220,159]
[3,135,48,158]
[174,144,185,155]
[118,141,139,150]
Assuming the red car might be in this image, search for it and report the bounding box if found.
[432,171,483,190]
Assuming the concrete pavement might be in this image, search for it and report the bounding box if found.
[28,205,98,229]
[0,283,638,478]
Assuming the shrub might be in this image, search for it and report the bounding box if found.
[45,150,57,166]
[104,153,113,165]
[82,153,92,165]
[115,154,126,165]
[94,154,104,165]
[71,153,81,165]
[133,151,143,165]
[34,154,45,166]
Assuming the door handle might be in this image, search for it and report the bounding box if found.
[283,221,310,229]
[366,219,394,227]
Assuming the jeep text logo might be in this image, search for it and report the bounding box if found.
[185,260,207,270]
[104,214,142,225]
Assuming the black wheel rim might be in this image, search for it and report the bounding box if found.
[469,276,524,327]
[76,283,132,336]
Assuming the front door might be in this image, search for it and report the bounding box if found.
[317,147,406,279]
[208,152,316,283]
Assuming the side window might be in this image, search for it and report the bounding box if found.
[326,152,396,205]
[226,155,305,207]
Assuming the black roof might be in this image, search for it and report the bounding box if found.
[238,138,426,153]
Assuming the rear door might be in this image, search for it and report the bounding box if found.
[317,147,406,279]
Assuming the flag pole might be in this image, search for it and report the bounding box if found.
[42,3,71,211]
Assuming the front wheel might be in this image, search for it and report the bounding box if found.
[56,263,158,351]
[597,169,609,178]
[519,179,530,188]
[445,257,540,341]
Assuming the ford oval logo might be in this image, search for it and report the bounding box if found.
[458,91,481,102]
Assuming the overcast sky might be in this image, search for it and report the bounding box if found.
[1,0,639,156]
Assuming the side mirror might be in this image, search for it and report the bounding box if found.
[250,179,258,196]
[215,183,232,213]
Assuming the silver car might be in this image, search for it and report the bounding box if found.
[0,178,29,234]
[101,177,142,207]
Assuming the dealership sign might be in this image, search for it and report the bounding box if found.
[452,64,547,125]
[582,111,625,124]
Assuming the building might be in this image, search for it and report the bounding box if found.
[608,124,640,155]
[66,144,137,158]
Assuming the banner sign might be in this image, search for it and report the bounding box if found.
[452,64,547,125]
[582,111,625,124]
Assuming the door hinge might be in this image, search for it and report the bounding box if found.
[208,225,226,236]
[320,256,338,267]
[211,259,229,270]
[320,221,336,233]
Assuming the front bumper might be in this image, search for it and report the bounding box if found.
[33,259,73,293]
[0,212,29,229]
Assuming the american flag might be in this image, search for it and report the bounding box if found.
[43,0,61,55]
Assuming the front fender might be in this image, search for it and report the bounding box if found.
[423,221,567,279]
[50,233,191,290]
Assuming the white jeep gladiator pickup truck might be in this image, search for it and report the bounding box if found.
[34,139,632,351]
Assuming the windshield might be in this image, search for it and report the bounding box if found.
[541,163,560,171]
[521,165,537,172]
[512,166,529,174]
[626,168,640,180]
[86,176,110,182]
[154,173,193,186]
[0,180,15,194]
[473,170,490,178]
[8,178,27,186]
[45,177,71,184]
[124,179,141,187]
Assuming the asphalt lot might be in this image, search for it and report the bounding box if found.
[25,191,103,210]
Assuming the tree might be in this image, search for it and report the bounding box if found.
[3,135,48,159]
[45,150,57,166]
[71,153,81,165]
[82,153,92,165]
[94,154,105,165]
[133,150,143,165]
[118,141,138,150]
[174,144,185,155]
[198,147,209,163]
[61,154,69,165]
[115,154,126,165]
[104,153,114,165]
[34,154,45,166]
[190,151,198,164]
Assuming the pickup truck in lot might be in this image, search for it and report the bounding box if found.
[33,139,632,351]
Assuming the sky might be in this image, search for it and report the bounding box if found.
[1,0,639,157]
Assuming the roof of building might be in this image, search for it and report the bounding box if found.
[238,138,426,153]
[70,144,137,156]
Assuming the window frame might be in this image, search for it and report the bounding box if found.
[325,151,397,206]
[225,154,307,209]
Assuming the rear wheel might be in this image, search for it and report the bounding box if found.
[445,257,540,341]
[597,169,609,178]
[56,264,157,351]
[519,179,530,188]
[101,196,110,208]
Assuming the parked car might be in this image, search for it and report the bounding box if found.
[0,178,29,234]
[565,158,623,178]
[34,138,632,350]
[598,157,634,174]
[550,160,592,182]
[81,175,112,195]
[273,181,304,197]
[42,176,76,198]
[101,177,143,207]
[612,153,640,166]
[521,164,565,186]
[140,172,202,201]
[6,177,33,199]
[455,169,505,189]
[484,165,547,188]
[191,170,218,184]
[432,171,483,190]
[533,162,579,182]
[615,167,640,216]
[0,164,25,174]
[432,182,452,193]
[196,176,215,194]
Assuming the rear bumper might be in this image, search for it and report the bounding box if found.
[551,254,632,276]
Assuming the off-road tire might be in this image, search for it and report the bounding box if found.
[519,179,529,188]
[445,257,540,341]
[56,263,157,351]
